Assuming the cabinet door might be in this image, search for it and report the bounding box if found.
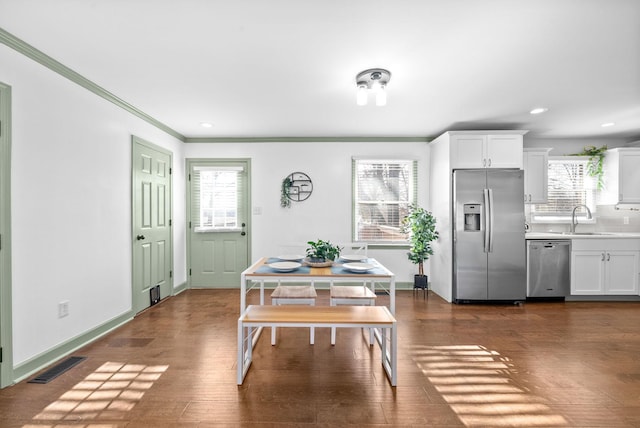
[523,150,548,203]
[619,152,640,203]
[486,135,523,168]
[571,250,605,295]
[605,251,639,294]
[452,135,486,168]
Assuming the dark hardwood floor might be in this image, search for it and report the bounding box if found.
[1,289,640,427]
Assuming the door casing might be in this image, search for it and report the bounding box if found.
[0,82,13,387]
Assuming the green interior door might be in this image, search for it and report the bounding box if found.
[188,160,249,288]
[132,137,173,313]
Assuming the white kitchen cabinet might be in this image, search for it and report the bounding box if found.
[571,239,640,295]
[523,148,550,204]
[600,148,640,205]
[451,133,524,169]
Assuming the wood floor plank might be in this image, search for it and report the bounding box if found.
[1,289,639,427]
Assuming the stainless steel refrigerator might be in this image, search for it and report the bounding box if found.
[453,169,526,302]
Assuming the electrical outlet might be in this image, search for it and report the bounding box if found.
[58,301,69,318]
[623,216,630,225]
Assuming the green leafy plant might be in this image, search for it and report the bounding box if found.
[402,205,439,276]
[571,145,607,189]
[306,239,342,262]
[280,177,292,208]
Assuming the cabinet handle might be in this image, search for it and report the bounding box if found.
[488,158,492,167]
[528,194,532,202]
[607,253,610,261]
[601,253,605,261]
[483,158,487,167]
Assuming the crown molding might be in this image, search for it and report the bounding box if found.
[184,136,430,143]
[0,27,185,142]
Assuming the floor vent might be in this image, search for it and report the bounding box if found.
[28,356,86,384]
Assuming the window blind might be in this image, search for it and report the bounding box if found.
[353,159,417,242]
[531,158,596,219]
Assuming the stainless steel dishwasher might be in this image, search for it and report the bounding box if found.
[527,240,571,298]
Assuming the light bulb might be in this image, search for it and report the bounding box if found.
[356,85,368,106]
[375,85,387,106]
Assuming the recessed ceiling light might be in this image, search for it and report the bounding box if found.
[601,122,615,127]
[200,122,213,128]
[529,107,548,115]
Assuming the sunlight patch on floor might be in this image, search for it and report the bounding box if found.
[22,361,168,428]
[412,345,569,427]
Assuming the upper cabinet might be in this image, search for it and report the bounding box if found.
[523,148,551,204]
[449,132,526,169]
[599,148,640,205]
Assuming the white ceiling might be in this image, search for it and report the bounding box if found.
[1,0,639,141]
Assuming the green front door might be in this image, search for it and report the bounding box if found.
[187,159,250,288]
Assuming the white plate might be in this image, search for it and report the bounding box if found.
[343,262,375,273]
[268,261,302,272]
[341,254,367,262]
[277,254,305,261]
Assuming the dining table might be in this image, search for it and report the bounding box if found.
[240,256,396,315]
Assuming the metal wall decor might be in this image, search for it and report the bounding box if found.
[285,172,313,202]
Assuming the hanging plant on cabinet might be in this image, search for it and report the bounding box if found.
[280,176,292,208]
[571,145,607,189]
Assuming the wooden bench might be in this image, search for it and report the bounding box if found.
[237,305,397,386]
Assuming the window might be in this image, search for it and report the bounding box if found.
[531,157,597,222]
[191,165,245,231]
[353,159,417,243]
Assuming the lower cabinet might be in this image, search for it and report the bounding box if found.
[571,239,640,295]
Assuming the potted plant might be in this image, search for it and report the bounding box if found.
[402,205,439,291]
[305,239,342,266]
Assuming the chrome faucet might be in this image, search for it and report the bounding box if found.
[570,205,592,233]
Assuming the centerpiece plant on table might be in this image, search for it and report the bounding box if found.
[305,239,342,266]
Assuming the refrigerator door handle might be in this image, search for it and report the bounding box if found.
[488,188,495,252]
[483,189,491,253]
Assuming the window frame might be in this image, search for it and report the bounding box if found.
[352,158,418,245]
[530,156,597,224]
[191,165,245,233]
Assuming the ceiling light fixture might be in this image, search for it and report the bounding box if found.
[529,107,548,115]
[356,68,391,106]
[601,122,615,127]
[200,122,213,128]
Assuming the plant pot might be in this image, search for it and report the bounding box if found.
[304,257,333,268]
[414,274,428,290]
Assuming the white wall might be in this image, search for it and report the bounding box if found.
[184,141,431,284]
[0,44,186,366]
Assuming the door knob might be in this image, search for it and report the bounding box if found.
[136,234,145,240]
[241,231,246,236]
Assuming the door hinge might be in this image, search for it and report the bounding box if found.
[188,173,191,181]
[0,347,3,363]
[189,269,192,276]
[169,167,172,175]
[170,270,173,278]
[169,219,172,227]
[189,221,192,229]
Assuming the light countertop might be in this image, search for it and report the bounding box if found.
[525,232,640,240]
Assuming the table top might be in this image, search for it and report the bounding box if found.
[240,304,396,324]
[243,257,394,278]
